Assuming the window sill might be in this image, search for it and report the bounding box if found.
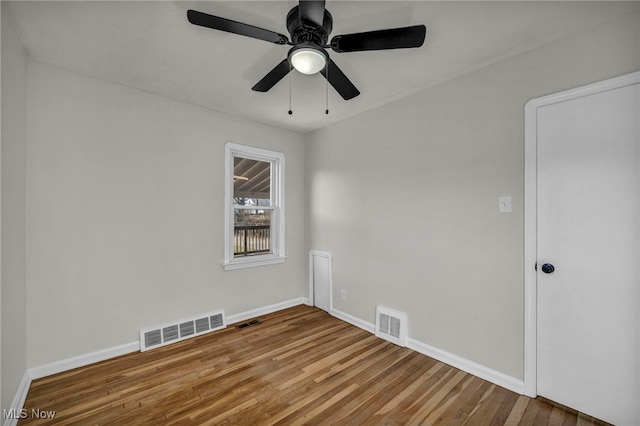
[223,255,287,271]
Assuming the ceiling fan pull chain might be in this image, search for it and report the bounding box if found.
[325,62,329,114]
[288,61,293,115]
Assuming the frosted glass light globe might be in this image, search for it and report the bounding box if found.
[290,48,326,75]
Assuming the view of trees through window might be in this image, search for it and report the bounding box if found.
[233,157,272,257]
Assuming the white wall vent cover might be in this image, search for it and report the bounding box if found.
[140,310,226,351]
[375,306,407,347]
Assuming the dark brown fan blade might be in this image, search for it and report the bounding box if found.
[252,59,291,92]
[320,59,360,100]
[330,25,426,53]
[187,10,289,45]
[298,0,326,28]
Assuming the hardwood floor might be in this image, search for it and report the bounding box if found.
[20,305,608,425]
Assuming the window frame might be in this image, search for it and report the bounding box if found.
[223,142,285,270]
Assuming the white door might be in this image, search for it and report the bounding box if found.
[310,251,331,312]
[536,78,639,425]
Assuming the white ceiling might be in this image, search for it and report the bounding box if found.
[6,1,638,133]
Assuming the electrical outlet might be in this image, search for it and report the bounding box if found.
[341,289,347,302]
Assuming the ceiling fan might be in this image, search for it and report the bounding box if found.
[187,1,426,100]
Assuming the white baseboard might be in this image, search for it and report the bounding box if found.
[3,371,31,426]
[330,308,524,395]
[406,338,524,394]
[226,297,308,325]
[28,341,140,381]
[330,308,375,334]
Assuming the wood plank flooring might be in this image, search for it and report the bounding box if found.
[20,305,609,425]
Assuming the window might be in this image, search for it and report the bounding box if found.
[224,143,285,270]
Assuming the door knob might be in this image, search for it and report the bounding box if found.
[541,263,555,274]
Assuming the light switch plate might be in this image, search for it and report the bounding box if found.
[499,196,512,213]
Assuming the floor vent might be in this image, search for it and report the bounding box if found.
[236,319,262,330]
[375,306,407,347]
[140,310,226,351]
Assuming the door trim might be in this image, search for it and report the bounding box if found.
[523,71,640,397]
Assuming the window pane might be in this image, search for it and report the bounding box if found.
[233,157,271,207]
[234,209,271,257]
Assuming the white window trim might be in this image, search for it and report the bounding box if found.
[223,142,286,271]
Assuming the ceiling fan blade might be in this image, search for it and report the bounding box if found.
[187,10,289,45]
[330,25,426,53]
[320,59,360,100]
[298,0,326,28]
[252,59,291,92]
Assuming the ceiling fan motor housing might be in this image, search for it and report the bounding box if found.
[286,5,333,46]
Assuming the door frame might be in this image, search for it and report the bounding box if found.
[308,250,333,312]
[523,71,640,397]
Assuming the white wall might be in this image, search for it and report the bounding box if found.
[1,2,28,411]
[305,10,640,380]
[25,61,306,368]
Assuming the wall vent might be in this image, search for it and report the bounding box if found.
[375,306,408,347]
[140,310,226,351]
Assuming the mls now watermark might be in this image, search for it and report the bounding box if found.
[4,408,57,420]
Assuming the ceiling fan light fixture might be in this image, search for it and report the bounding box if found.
[289,46,327,75]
